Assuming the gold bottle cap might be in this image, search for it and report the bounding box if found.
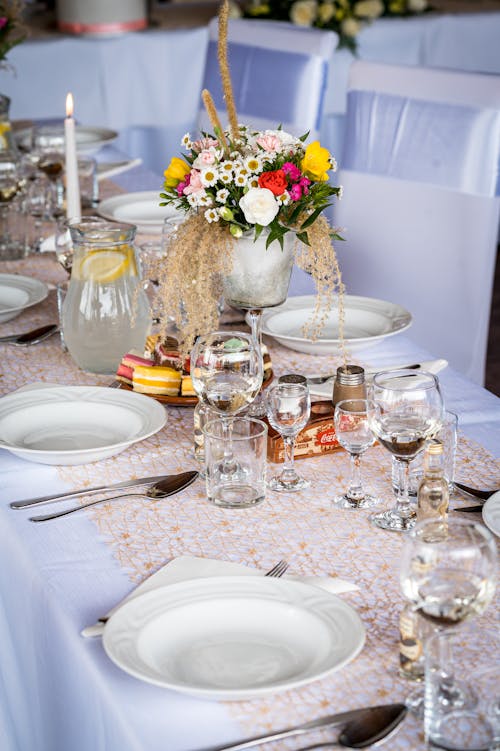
[427,438,444,455]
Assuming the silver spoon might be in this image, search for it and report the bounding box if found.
[29,471,199,522]
[0,323,59,346]
[296,703,408,750]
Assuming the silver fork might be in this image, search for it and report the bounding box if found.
[265,560,289,577]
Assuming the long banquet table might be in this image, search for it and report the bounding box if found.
[0,163,499,751]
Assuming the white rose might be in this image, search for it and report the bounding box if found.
[318,2,335,23]
[290,0,318,27]
[341,16,361,36]
[239,188,279,226]
[354,0,383,19]
[408,0,428,11]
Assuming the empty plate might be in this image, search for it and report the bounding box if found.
[0,274,49,324]
[103,575,365,700]
[482,491,500,538]
[259,294,412,355]
[0,386,166,465]
[98,191,184,234]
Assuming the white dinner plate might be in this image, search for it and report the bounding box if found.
[98,192,184,234]
[0,386,166,465]
[0,273,49,324]
[16,125,118,154]
[482,491,500,538]
[259,294,412,355]
[103,575,365,700]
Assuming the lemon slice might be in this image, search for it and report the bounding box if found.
[79,247,131,283]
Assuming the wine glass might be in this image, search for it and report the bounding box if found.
[266,381,311,492]
[333,398,381,508]
[0,153,21,258]
[190,331,263,475]
[400,517,497,715]
[367,369,444,532]
[32,126,65,218]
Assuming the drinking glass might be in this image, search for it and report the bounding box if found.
[266,381,311,492]
[400,517,497,722]
[0,153,21,258]
[333,398,380,508]
[367,369,444,532]
[191,331,263,476]
[32,126,65,217]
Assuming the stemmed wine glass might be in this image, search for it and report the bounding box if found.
[0,153,21,258]
[400,517,497,717]
[333,398,381,508]
[367,369,444,532]
[190,331,263,475]
[266,381,311,491]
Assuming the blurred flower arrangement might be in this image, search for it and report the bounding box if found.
[239,0,430,51]
[156,0,345,352]
[0,1,25,66]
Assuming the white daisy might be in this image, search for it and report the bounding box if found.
[338,184,344,199]
[277,191,291,206]
[187,190,208,208]
[216,188,229,203]
[247,176,259,189]
[244,155,263,173]
[197,192,213,207]
[204,208,219,223]
[181,132,192,150]
[220,172,233,185]
[220,160,234,174]
[234,172,248,187]
[200,167,219,187]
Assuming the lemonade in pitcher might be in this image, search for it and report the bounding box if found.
[62,218,150,374]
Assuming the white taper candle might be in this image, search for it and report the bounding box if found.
[64,92,81,220]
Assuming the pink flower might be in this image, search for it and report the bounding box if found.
[0,17,8,30]
[282,162,301,181]
[191,137,219,153]
[299,176,311,195]
[193,148,217,169]
[290,184,303,201]
[183,170,203,195]
[256,134,282,153]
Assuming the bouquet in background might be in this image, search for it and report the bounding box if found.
[239,0,430,51]
[0,1,25,65]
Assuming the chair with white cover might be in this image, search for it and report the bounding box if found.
[334,61,500,385]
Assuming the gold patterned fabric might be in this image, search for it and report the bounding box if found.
[0,248,498,750]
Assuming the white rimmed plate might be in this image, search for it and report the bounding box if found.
[259,294,412,355]
[98,192,184,234]
[16,125,118,154]
[482,491,500,538]
[103,575,365,700]
[0,273,49,324]
[0,386,166,465]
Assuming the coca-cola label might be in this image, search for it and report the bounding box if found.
[315,428,338,447]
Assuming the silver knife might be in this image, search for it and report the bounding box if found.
[204,704,405,751]
[10,475,173,509]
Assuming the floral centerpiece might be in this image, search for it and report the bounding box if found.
[0,1,25,66]
[155,0,345,354]
[239,0,430,52]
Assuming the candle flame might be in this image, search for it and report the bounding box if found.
[66,92,74,118]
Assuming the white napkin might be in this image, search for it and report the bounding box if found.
[81,556,359,638]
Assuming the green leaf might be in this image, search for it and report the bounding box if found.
[254,224,264,241]
[301,206,323,229]
[299,131,310,142]
[296,231,310,246]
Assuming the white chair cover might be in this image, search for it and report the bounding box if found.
[334,61,500,385]
[199,18,337,141]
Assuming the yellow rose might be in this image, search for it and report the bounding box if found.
[318,2,335,23]
[301,141,331,181]
[164,157,190,188]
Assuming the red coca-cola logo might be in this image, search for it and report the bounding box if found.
[315,428,338,447]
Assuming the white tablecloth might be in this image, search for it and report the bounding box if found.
[0,163,499,751]
[5,12,500,170]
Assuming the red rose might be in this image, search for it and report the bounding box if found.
[258,169,287,196]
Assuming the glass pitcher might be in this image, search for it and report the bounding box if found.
[62,217,151,374]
